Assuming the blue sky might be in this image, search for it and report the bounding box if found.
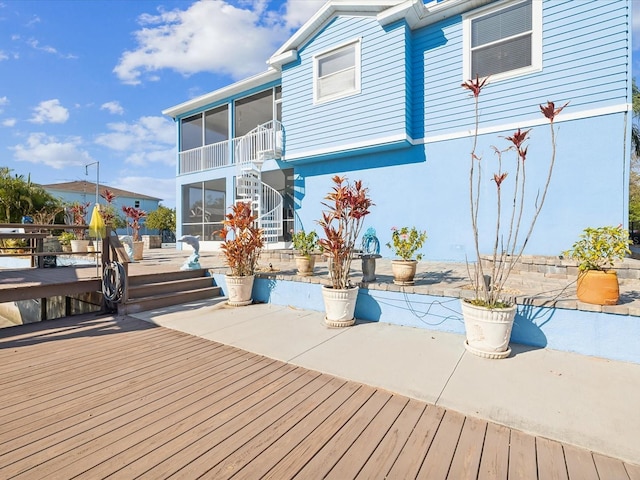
[0,0,324,208]
[1,0,638,210]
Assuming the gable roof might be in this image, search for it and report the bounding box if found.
[40,181,162,202]
[268,0,493,69]
[163,0,494,118]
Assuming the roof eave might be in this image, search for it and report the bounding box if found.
[162,68,281,119]
[268,0,404,69]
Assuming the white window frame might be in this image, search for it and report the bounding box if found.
[462,0,542,82]
[313,39,362,104]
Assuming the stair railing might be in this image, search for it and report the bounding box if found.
[234,120,284,244]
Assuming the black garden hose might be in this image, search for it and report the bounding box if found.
[102,261,126,304]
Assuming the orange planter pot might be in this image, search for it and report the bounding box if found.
[576,270,620,305]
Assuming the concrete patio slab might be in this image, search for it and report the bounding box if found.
[439,344,640,465]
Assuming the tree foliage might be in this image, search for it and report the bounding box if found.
[631,79,640,224]
[145,205,176,234]
[0,167,63,223]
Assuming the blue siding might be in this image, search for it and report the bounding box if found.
[294,112,628,261]
[416,0,630,136]
[282,17,409,159]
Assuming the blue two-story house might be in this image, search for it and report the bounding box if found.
[164,0,632,261]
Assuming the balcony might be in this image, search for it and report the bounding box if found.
[179,121,283,175]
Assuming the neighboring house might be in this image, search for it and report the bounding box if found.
[40,181,162,237]
[163,0,631,261]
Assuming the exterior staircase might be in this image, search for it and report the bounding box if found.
[235,120,284,244]
[117,269,220,315]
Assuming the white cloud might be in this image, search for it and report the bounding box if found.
[284,0,325,29]
[117,176,176,207]
[27,37,77,59]
[11,132,94,168]
[0,95,7,114]
[114,0,298,85]
[100,101,125,115]
[2,118,16,127]
[95,115,175,166]
[0,50,7,61]
[30,99,69,124]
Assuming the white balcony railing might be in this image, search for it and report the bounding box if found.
[179,140,232,174]
[178,122,283,175]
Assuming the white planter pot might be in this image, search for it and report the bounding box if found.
[294,255,316,276]
[321,285,358,327]
[460,300,516,359]
[70,239,90,253]
[132,241,144,261]
[226,275,255,307]
[391,259,417,285]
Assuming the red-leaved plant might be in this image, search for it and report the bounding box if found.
[462,76,568,307]
[317,175,374,290]
[100,188,117,227]
[218,202,264,277]
[68,201,90,240]
[122,205,147,242]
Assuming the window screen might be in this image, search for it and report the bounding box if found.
[471,0,533,78]
[315,42,359,102]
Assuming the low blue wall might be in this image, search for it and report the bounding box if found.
[213,274,640,365]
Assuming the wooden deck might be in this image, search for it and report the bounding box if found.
[1,314,638,479]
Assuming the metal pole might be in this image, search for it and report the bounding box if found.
[85,161,100,206]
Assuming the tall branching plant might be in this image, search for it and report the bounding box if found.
[317,176,373,289]
[218,202,264,277]
[462,76,568,307]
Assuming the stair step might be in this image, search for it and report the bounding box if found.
[127,269,209,287]
[118,286,221,315]
[128,276,214,299]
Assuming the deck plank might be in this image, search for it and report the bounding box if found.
[418,409,466,479]
[262,385,377,479]
[233,380,359,479]
[593,452,633,480]
[536,437,569,480]
[354,398,427,480]
[325,394,409,479]
[478,422,510,480]
[209,375,347,479]
[564,444,599,480]
[0,315,637,479]
[292,389,393,478]
[447,415,488,480]
[385,403,446,478]
[508,429,538,479]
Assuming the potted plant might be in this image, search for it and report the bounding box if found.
[218,201,264,306]
[58,231,76,253]
[100,189,125,231]
[291,230,319,276]
[68,201,90,252]
[386,226,427,285]
[122,205,147,260]
[460,76,568,359]
[317,175,373,327]
[562,225,630,305]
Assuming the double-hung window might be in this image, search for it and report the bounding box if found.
[313,39,361,104]
[463,0,542,81]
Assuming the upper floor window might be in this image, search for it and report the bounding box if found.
[313,39,361,104]
[463,0,542,81]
